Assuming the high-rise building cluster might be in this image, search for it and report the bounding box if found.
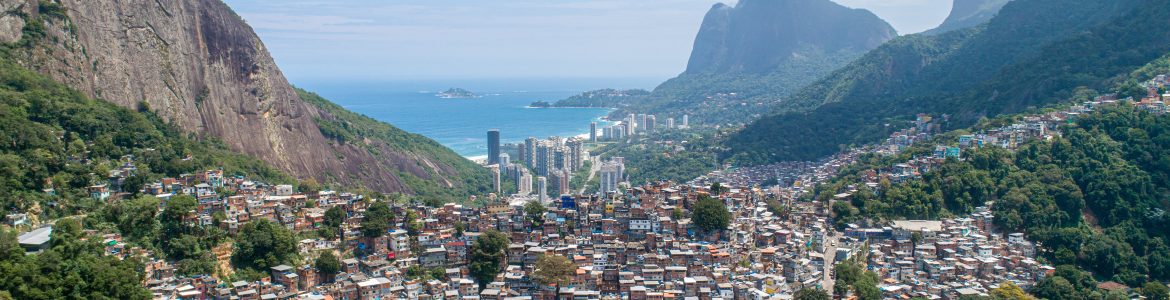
[487,130,590,200]
[597,113,686,141]
[598,157,626,194]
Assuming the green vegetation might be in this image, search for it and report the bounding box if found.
[794,288,831,300]
[231,219,298,273]
[551,88,649,108]
[524,200,546,227]
[637,51,865,125]
[593,129,721,185]
[820,105,1170,288]
[986,282,1035,300]
[532,254,575,293]
[729,0,1170,164]
[314,251,341,282]
[568,160,592,192]
[0,219,151,299]
[0,55,290,219]
[360,201,393,238]
[298,89,492,199]
[833,259,881,300]
[691,195,730,234]
[468,229,508,289]
[404,265,447,281]
[1143,282,1170,300]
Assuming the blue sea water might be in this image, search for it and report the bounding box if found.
[297,79,649,158]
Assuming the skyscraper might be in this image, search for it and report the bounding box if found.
[646,115,656,133]
[599,157,626,194]
[487,129,501,165]
[589,122,597,142]
[638,114,648,134]
[516,144,526,167]
[626,114,637,136]
[537,176,548,203]
[666,117,675,129]
[490,164,501,194]
[682,115,689,127]
[524,137,537,167]
[534,141,555,177]
[567,139,584,170]
[518,170,532,195]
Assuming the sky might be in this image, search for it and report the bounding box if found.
[223,0,952,84]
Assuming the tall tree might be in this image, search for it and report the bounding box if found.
[525,200,547,226]
[361,201,393,238]
[692,195,731,233]
[469,230,509,289]
[794,288,831,300]
[232,219,298,271]
[990,282,1034,300]
[1144,282,1170,300]
[532,254,575,285]
[533,254,576,296]
[324,206,345,228]
[315,251,342,283]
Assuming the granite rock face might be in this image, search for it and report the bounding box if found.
[923,0,1014,35]
[2,0,483,194]
[685,0,897,75]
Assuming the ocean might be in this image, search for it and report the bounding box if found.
[297,79,650,158]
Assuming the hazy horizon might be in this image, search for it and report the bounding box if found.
[224,0,951,83]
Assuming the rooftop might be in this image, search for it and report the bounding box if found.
[18,226,52,246]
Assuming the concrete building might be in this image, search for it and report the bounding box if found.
[537,176,548,203]
[589,122,597,142]
[487,130,501,165]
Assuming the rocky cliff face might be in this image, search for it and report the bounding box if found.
[685,0,897,74]
[630,0,896,125]
[0,0,487,194]
[923,0,1013,35]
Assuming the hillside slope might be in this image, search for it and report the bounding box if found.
[0,0,489,196]
[922,0,1013,35]
[727,0,1170,163]
[593,0,896,125]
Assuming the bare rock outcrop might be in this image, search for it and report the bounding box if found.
[2,0,486,194]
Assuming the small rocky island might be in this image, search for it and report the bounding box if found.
[436,88,478,99]
[528,101,552,108]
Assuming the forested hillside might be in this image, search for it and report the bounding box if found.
[727,0,1170,164]
[819,105,1170,293]
[0,53,288,219]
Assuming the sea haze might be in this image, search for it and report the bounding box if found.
[297,79,644,158]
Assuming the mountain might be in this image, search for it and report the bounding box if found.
[582,0,896,125]
[0,0,489,196]
[549,89,650,108]
[684,0,895,74]
[923,0,1013,35]
[726,0,1170,164]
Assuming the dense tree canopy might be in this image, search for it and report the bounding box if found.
[469,230,509,289]
[232,219,298,272]
[820,105,1170,288]
[315,251,341,282]
[532,254,575,290]
[0,219,151,299]
[692,195,731,233]
[794,288,831,300]
[361,201,393,238]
